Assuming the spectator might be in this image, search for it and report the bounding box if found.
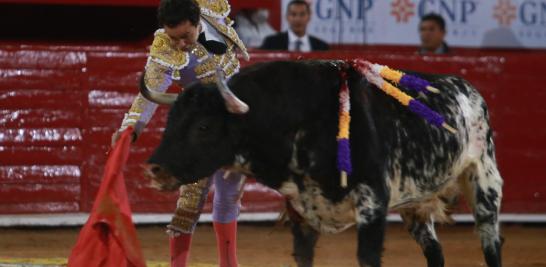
[419,13,450,54]
[260,0,328,52]
[235,8,276,48]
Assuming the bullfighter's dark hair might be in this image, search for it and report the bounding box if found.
[420,13,446,32]
[287,0,311,13]
[158,0,200,27]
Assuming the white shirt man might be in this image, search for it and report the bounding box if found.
[288,28,311,52]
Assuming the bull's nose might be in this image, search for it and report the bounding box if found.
[150,164,161,175]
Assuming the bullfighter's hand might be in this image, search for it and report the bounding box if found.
[111,130,137,148]
[111,130,121,148]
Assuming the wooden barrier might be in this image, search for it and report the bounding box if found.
[1,43,545,216]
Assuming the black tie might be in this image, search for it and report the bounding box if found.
[295,39,302,52]
[198,32,227,55]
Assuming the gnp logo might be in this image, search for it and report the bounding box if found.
[391,0,416,23]
[493,0,517,26]
[389,0,478,24]
[315,0,374,20]
[417,0,478,23]
[493,0,546,26]
[519,0,546,26]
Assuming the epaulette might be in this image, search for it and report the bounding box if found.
[195,0,231,19]
[200,15,249,60]
[148,29,190,73]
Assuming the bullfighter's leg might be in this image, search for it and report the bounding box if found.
[400,209,445,267]
[212,170,246,267]
[354,183,388,267]
[291,220,319,267]
[168,177,212,267]
[461,156,503,267]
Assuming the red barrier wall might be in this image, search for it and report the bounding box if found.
[1,43,545,215]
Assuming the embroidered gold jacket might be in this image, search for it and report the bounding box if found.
[119,0,248,134]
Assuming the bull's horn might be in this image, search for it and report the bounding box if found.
[215,68,249,114]
[139,73,178,105]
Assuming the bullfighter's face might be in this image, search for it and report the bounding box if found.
[144,84,237,190]
[164,19,201,52]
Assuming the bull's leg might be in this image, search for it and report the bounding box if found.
[291,221,319,267]
[356,213,386,267]
[400,210,445,267]
[461,158,503,267]
[353,183,387,267]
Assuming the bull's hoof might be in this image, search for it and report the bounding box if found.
[293,255,313,267]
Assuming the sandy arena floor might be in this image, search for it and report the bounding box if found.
[0,223,545,267]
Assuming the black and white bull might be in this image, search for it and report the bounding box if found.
[141,60,503,267]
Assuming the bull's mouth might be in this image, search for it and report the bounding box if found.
[143,165,180,191]
[143,161,252,191]
[143,164,204,191]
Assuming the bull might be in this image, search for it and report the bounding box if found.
[141,60,503,267]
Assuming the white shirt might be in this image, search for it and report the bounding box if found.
[288,29,311,52]
[235,13,276,48]
[200,20,226,45]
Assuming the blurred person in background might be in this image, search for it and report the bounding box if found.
[260,0,328,52]
[419,13,450,54]
[235,8,276,48]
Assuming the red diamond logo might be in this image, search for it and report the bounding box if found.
[493,0,517,26]
[391,0,415,23]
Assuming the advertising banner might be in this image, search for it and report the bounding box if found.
[281,0,546,48]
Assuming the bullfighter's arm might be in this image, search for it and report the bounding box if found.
[118,30,189,139]
[118,61,173,138]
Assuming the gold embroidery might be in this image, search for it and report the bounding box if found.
[225,16,234,27]
[189,42,209,62]
[120,94,148,130]
[196,0,231,18]
[144,60,170,90]
[194,58,215,79]
[128,97,146,115]
[149,30,189,72]
[199,75,216,84]
[224,54,240,78]
[170,178,210,232]
[193,42,240,83]
[177,178,209,209]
